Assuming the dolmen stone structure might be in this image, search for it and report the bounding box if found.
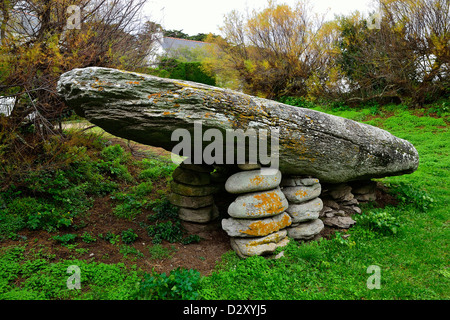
[57,67,420,258]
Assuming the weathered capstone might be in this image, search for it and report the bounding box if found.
[225,168,282,194]
[227,187,289,218]
[57,67,419,184]
[286,197,323,223]
[230,230,289,258]
[221,212,292,238]
[287,219,324,240]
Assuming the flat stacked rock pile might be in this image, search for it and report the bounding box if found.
[280,176,325,241]
[221,165,291,258]
[168,162,220,223]
[320,180,377,229]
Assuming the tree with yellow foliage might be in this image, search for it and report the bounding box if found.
[0,0,153,137]
[206,0,328,99]
[0,0,156,185]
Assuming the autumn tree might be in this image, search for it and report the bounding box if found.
[0,0,156,186]
[0,0,153,135]
[334,0,449,106]
[207,0,327,99]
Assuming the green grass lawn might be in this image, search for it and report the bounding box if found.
[0,105,448,300]
[199,105,449,300]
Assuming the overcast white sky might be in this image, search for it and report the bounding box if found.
[143,0,378,35]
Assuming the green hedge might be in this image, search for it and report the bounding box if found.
[157,58,216,86]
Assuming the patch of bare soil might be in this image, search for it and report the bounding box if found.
[4,193,231,276]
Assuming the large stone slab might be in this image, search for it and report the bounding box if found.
[221,212,292,238]
[225,168,282,194]
[227,187,289,219]
[57,67,419,183]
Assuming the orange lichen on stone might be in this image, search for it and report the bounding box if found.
[252,191,286,216]
[249,175,264,186]
[245,215,290,236]
[295,189,308,198]
[148,93,161,99]
[246,233,283,247]
[242,214,291,237]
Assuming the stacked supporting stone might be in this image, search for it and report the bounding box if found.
[221,165,292,258]
[168,162,219,223]
[280,176,325,241]
[320,180,377,229]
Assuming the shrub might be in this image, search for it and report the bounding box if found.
[147,220,183,244]
[354,210,401,236]
[119,245,144,260]
[101,232,120,245]
[157,58,216,86]
[279,96,317,109]
[100,144,130,163]
[95,160,133,182]
[132,181,153,198]
[147,197,179,221]
[133,268,201,300]
[121,229,138,244]
[387,182,434,212]
[112,203,142,220]
[147,244,177,260]
[52,234,77,245]
[81,232,97,243]
[181,234,202,245]
[0,211,25,240]
[4,197,74,232]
